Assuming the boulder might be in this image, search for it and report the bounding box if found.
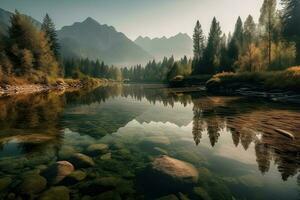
[62,170,87,185]
[156,194,179,200]
[42,161,74,184]
[93,191,121,200]
[193,187,211,200]
[101,153,112,160]
[68,153,95,168]
[152,156,199,184]
[39,186,70,200]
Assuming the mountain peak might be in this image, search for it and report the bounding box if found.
[82,17,99,25]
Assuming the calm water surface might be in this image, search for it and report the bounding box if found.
[0,84,299,200]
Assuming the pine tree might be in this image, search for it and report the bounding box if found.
[227,17,244,68]
[282,0,300,64]
[244,15,256,46]
[203,17,222,74]
[41,14,60,59]
[193,20,205,60]
[259,0,277,68]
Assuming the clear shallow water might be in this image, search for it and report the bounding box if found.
[0,84,299,200]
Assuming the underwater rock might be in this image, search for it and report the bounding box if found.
[93,190,121,200]
[19,174,47,195]
[101,152,112,160]
[0,176,12,191]
[193,187,211,200]
[68,153,95,168]
[153,147,168,155]
[151,156,199,184]
[39,186,70,200]
[58,146,77,159]
[156,194,179,200]
[42,161,74,184]
[86,143,109,156]
[62,170,87,185]
[78,177,121,196]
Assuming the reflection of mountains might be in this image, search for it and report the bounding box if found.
[191,97,300,182]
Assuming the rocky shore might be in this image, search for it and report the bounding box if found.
[0,78,104,97]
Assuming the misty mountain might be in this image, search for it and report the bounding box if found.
[58,17,153,66]
[0,8,41,36]
[134,33,193,60]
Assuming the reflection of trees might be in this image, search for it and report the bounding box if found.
[191,96,300,181]
[0,92,65,154]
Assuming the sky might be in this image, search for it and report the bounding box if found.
[0,0,270,40]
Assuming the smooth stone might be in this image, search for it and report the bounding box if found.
[193,187,211,200]
[79,177,121,196]
[0,176,12,191]
[152,155,199,184]
[178,193,190,200]
[86,144,109,156]
[101,153,112,160]
[42,161,74,184]
[19,174,47,194]
[68,153,95,168]
[93,191,121,200]
[58,146,77,159]
[156,194,179,200]
[39,186,70,200]
[62,170,87,185]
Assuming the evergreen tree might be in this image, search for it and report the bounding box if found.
[282,0,300,63]
[227,17,244,68]
[259,0,277,68]
[193,20,205,60]
[244,15,257,46]
[203,17,222,74]
[41,14,60,59]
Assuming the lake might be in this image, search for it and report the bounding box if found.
[0,84,299,200]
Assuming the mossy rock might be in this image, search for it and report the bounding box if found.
[68,153,95,168]
[101,153,112,160]
[193,187,212,200]
[19,174,47,195]
[62,170,87,185]
[39,186,70,200]
[0,176,12,191]
[86,144,109,156]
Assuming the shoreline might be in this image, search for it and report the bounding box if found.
[0,78,106,97]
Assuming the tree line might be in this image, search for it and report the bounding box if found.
[192,0,300,75]
[121,56,192,82]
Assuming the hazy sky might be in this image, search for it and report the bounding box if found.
[1,0,270,40]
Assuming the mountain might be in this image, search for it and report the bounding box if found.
[58,17,153,66]
[134,33,193,60]
[0,8,41,36]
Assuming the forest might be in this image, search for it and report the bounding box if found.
[0,0,299,87]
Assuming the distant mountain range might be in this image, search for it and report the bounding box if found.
[0,8,193,66]
[57,17,153,66]
[134,33,193,60]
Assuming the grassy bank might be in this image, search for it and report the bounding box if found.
[206,67,300,93]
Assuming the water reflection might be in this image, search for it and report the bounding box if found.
[0,84,299,195]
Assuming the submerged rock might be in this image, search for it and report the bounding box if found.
[62,170,87,185]
[39,186,70,200]
[19,174,47,195]
[152,155,199,184]
[86,143,109,156]
[101,152,112,160]
[68,153,95,168]
[0,176,12,191]
[193,187,211,200]
[156,194,179,200]
[42,161,74,184]
[93,191,121,200]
